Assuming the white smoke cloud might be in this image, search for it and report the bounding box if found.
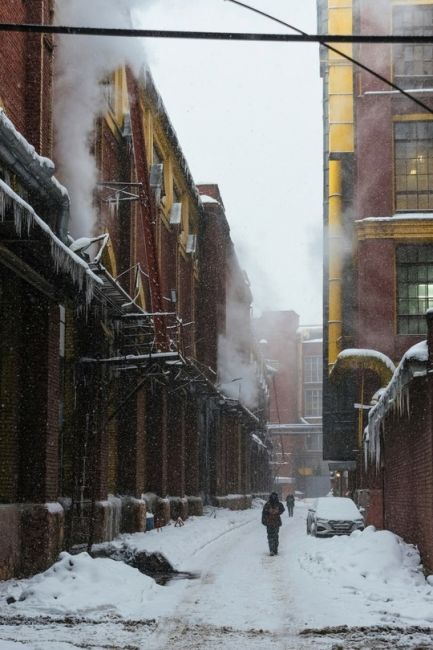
[54,0,154,238]
[217,260,260,410]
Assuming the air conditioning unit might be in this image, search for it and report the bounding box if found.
[149,163,163,203]
[186,234,197,254]
[169,202,182,225]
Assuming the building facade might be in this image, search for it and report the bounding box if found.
[255,313,329,498]
[0,6,271,579]
[318,0,433,525]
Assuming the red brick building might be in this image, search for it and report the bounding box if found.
[254,313,329,498]
[318,0,433,554]
[0,7,271,578]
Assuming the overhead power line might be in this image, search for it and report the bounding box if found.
[225,0,433,115]
[1,22,433,43]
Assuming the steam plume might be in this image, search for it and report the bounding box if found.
[53,0,153,238]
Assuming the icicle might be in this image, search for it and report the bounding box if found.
[0,178,99,304]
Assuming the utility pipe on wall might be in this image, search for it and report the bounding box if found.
[328,158,343,369]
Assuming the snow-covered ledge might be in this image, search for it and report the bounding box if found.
[0,179,102,303]
[367,340,428,469]
[331,348,395,386]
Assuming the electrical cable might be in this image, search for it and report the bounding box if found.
[1,22,433,42]
[225,0,433,115]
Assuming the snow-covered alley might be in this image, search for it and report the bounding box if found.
[2,500,433,649]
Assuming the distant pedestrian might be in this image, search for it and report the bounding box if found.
[262,492,284,556]
[286,493,295,517]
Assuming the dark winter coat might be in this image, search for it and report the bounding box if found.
[262,500,284,527]
[286,494,295,506]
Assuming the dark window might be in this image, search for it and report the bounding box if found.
[394,121,433,211]
[393,5,433,89]
[101,74,115,113]
[397,244,433,334]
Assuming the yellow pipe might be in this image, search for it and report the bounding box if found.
[328,158,343,368]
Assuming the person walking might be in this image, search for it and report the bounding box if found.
[286,493,295,517]
[261,492,285,556]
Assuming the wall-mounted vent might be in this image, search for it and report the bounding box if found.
[149,163,163,203]
[169,202,182,225]
[186,234,197,254]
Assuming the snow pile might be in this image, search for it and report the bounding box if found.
[297,525,433,626]
[5,551,166,620]
[114,504,260,569]
[2,504,433,645]
[300,526,422,587]
[0,506,260,622]
[313,496,362,520]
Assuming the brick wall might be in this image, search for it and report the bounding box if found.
[382,377,433,573]
[0,270,22,502]
[254,311,300,423]
[196,190,229,373]
[0,1,53,155]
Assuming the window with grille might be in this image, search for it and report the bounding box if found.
[394,121,433,211]
[393,5,433,89]
[304,355,322,383]
[304,389,322,418]
[397,245,433,334]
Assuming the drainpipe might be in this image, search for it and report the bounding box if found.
[328,158,343,369]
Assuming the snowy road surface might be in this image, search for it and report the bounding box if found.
[2,500,433,648]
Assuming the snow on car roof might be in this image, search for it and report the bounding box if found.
[315,497,361,519]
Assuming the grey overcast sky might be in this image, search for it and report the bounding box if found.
[136,0,323,324]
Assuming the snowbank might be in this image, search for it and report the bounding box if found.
[112,503,260,569]
[4,551,167,620]
[2,504,433,636]
[297,525,433,627]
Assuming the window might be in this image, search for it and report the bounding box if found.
[394,121,433,211]
[305,433,322,452]
[101,74,116,114]
[397,245,433,334]
[393,5,433,89]
[304,355,322,383]
[304,389,322,418]
[169,184,182,225]
[150,145,165,202]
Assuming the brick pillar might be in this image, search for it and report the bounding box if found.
[236,419,242,493]
[185,399,199,495]
[226,414,238,494]
[216,411,228,496]
[19,295,60,502]
[25,0,54,156]
[145,384,167,495]
[117,381,146,497]
[427,311,433,370]
[83,363,109,504]
[242,426,252,494]
[166,394,185,497]
[0,271,22,502]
